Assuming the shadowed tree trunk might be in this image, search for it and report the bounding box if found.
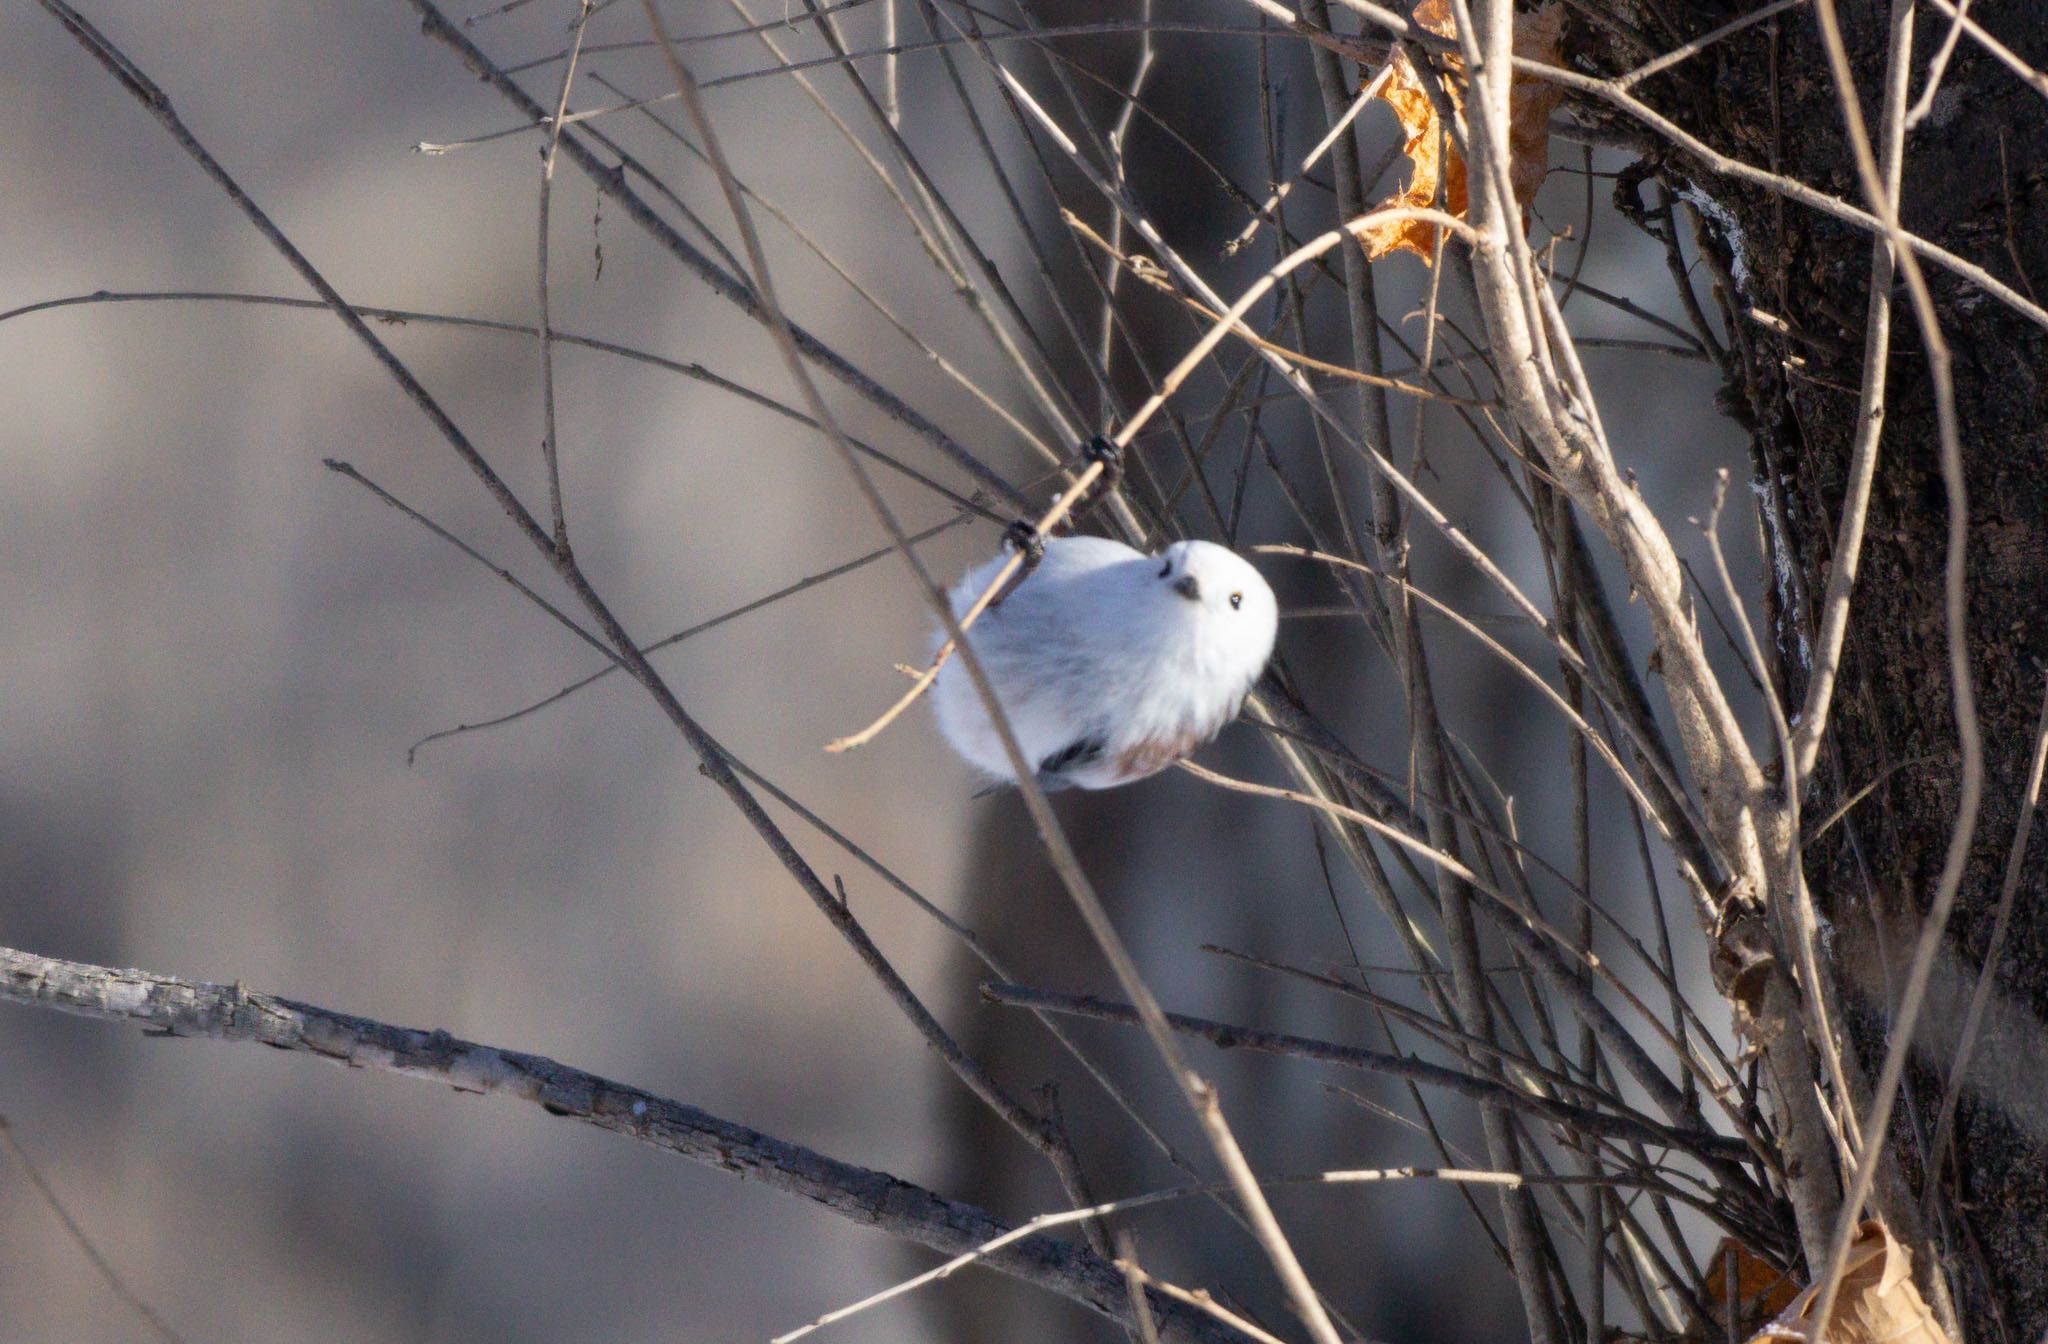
[1571,3,2048,1336]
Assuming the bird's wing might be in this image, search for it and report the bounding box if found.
[965,733,1103,798]
[1037,732,1108,781]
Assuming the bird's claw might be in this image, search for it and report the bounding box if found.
[994,437,1117,588]
[1003,519,1046,574]
[1079,435,1123,508]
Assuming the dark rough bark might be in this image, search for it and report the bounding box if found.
[1570,2,2048,1337]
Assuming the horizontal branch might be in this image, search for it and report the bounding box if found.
[981,982,1752,1163]
[0,946,1241,1344]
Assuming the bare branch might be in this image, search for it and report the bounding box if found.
[979,982,1753,1167]
[404,0,1037,514]
[0,947,1237,1344]
[1803,0,1984,1326]
[532,0,593,557]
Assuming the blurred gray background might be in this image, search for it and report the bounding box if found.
[0,4,1759,1341]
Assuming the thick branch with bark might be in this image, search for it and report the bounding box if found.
[0,946,1239,1344]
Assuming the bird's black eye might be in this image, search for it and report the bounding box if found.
[1158,559,1172,578]
[1230,592,1243,610]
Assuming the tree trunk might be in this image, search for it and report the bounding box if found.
[1572,2,2048,1336]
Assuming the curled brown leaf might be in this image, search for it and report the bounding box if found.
[1746,1221,1952,1344]
[1358,0,1564,263]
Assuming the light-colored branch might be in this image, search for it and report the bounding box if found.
[1614,0,1808,90]
[0,947,1236,1344]
[1450,0,1775,899]
[1224,61,1392,256]
[1095,0,1158,422]
[1789,0,1914,785]
[1069,215,1489,407]
[1703,472,1859,1164]
[1905,0,1975,128]
[782,1161,1657,1344]
[1921,0,2048,106]
[1802,0,1984,1329]
[1119,1262,1290,1344]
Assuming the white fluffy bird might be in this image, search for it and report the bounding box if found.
[930,535,1279,791]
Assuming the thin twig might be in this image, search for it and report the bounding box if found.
[1069,212,1491,408]
[1118,1233,1165,1344]
[1924,670,2048,1194]
[323,459,606,657]
[1802,0,1983,1328]
[1921,0,2048,108]
[1118,1263,1290,1344]
[408,512,972,762]
[534,0,594,557]
[0,1115,188,1344]
[779,1159,1672,1344]
[1788,0,1913,784]
[1903,0,1973,129]
[1615,0,1807,90]
[1803,756,1948,844]
[980,982,1753,1165]
[0,288,1002,517]
[1224,62,1393,255]
[1094,0,1158,425]
[408,0,1038,513]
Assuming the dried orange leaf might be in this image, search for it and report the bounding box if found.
[1355,46,1465,261]
[1705,1237,1801,1337]
[1358,1,1564,263]
[1506,5,1566,209]
[1745,1222,1953,1344]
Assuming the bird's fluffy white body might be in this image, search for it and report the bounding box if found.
[930,535,1279,791]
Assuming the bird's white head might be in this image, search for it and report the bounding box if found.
[1153,539,1279,688]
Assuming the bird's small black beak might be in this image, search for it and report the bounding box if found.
[1172,572,1201,602]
